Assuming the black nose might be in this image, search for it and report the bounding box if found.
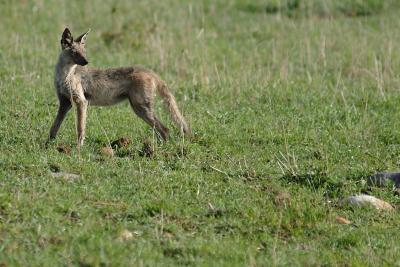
[79,59,88,66]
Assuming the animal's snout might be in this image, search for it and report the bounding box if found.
[78,58,88,66]
[73,53,89,66]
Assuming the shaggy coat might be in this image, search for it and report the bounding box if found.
[48,28,190,147]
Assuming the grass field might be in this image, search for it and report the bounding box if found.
[1,0,400,266]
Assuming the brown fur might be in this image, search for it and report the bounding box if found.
[48,28,190,147]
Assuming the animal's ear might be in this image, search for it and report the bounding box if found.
[61,28,73,49]
[75,29,91,46]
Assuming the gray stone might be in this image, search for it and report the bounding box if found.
[51,172,80,181]
[343,194,394,211]
[367,172,400,188]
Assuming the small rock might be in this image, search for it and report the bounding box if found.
[132,230,141,236]
[162,231,174,239]
[57,144,71,154]
[335,216,352,225]
[117,229,134,241]
[367,172,400,188]
[100,146,114,157]
[139,140,153,157]
[394,188,400,197]
[37,236,47,248]
[161,151,174,159]
[111,137,130,149]
[51,172,80,181]
[256,244,266,251]
[69,211,80,221]
[274,191,291,207]
[343,194,394,211]
[49,163,61,173]
[37,235,62,248]
[176,146,189,157]
[206,203,224,217]
[64,211,80,222]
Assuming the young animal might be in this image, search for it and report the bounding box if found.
[48,28,190,147]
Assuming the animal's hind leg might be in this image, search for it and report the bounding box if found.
[129,100,169,141]
[152,116,169,141]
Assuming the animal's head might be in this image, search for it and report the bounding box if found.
[60,28,90,66]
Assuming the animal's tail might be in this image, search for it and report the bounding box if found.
[157,82,191,135]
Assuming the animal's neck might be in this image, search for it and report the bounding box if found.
[55,56,81,93]
[65,64,77,80]
[56,55,78,79]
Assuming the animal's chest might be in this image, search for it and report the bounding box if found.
[56,65,83,98]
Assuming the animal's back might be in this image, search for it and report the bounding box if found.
[81,65,157,106]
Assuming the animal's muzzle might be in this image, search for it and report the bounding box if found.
[78,59,88,66]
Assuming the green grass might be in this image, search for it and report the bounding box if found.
[1,0,400,266]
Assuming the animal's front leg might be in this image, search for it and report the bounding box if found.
[75,97,88,148]
[47,96,72,143]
